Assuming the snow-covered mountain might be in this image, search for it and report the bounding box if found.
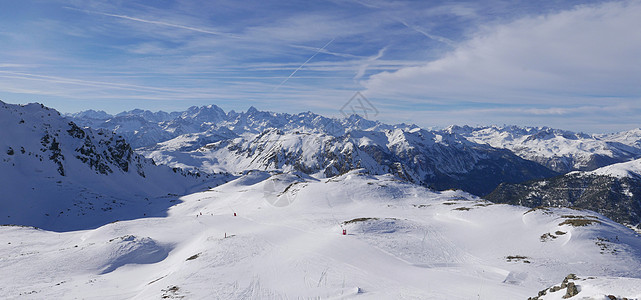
[71,106,561,196]
[486,158,641,228]
[4,101,641,298]
[70,107,641,181]
[447,125,641,173]
[2,170,640,298]
[68,105,403,148]
[598,128,641,150]
[66,105,641,224]
[142,126,557,196]
[115,108,181,123]
[588,157,641,179]
[70,108,641,176]
[0,101,227,231]
[66,109,112,122]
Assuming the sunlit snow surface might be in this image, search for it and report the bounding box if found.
[2,170,640,299]
[448,125,641,173]
[588,158,641,179]
[0,101,221,231]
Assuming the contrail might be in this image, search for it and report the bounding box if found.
[65,7,240,38]
[396,19,455,47]
[347,0,455,47]
[273,38,335,91]
[0,70,185,93]
[288,44,361,59]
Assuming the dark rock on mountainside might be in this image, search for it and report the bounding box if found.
[485,173,641,228]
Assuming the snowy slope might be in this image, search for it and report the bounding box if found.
[447,125,641,173]
[1,170,640,299]
[0,101,227,231]
[589,158,641,179]
[534,274,641,299]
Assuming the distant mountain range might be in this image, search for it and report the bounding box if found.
[3,101,640,229]
[447,125,641,173]
[68,105,561,196]
[68,106,641,174]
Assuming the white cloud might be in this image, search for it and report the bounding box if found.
[363,1,641,105]
[354,46,387,81]
[370,101,641,133]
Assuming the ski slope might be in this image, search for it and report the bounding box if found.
[2,170,640,299]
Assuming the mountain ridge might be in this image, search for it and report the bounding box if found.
[1,100,228,231]
[69,105,571,195]
[486,158,641,228]
[68,106,641,175]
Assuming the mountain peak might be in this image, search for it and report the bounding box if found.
[246,106,259,114]
[0,101,212,230]
[69,109,112,120]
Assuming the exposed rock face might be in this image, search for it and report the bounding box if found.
[152,127,557,196]
[0,100,219,231]
[562,282,579,298]
[485,173,641,228]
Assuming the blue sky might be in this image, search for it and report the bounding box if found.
[1,0,640,133]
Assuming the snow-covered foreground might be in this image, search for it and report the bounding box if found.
[2,171,641,299]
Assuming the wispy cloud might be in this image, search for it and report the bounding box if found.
[395,19,456,47]
[288,44,362,59]
[64,7,240,38]
[0,71,187,93]
[2,0,639,133]
[354,46,387,81]
[371,102,641,133]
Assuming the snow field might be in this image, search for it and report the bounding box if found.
[2,170,640,299]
